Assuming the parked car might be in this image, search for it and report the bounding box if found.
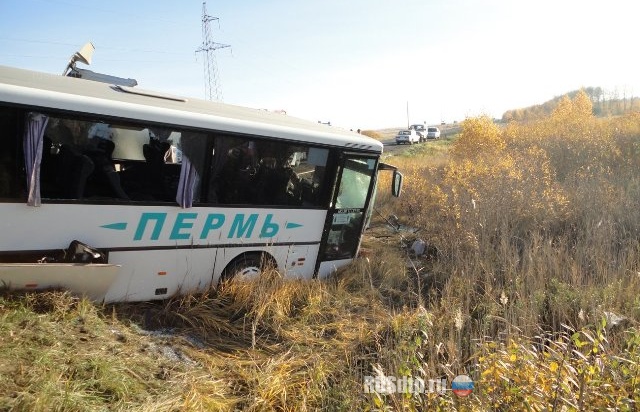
[427,127,441,139]
[395,129,420,145]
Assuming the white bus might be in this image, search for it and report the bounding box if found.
[0,65,402,302]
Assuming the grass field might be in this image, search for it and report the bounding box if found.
[2,91,640,411]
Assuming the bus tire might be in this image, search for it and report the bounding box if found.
[220,252,274,283]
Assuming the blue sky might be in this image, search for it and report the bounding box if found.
[1,0,639,129]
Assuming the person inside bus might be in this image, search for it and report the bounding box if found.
[142,130,172,200]
[85,123,129,200]
[250,150,302,205]
[45,117,79,146]
[42,118,95,199]
[213,140,258,204]
[0,150,16,199]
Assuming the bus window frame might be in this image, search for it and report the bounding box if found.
[2,104,347,209]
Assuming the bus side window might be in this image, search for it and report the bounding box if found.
[209,138,254,204]
[0,107,23,199]
[40,117,120,200]
[207,136,329,208]
[299,148,328,206]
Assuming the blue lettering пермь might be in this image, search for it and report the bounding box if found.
[199,213,225,239]
[134,213,167,241]
[228,214,258,238]
[132,212,284,241]
[170,212,198,240]
[259,214,279,238]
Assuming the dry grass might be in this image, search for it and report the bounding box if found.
[371,91,640,409]
[0,257,427,411]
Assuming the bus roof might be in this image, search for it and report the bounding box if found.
[0,65,383,154]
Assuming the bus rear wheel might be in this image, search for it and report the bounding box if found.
[220,253,274,283]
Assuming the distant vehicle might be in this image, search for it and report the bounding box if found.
[427,127,441,139]
[409,124,426,142]
[395,129,420,145]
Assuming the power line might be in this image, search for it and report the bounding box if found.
[0,37,78,47]
[195,2,230,101]
[29,0,187,28]
[0,37,191,56]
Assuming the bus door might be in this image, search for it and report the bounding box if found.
[316,154,378,276]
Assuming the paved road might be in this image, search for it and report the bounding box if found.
[379,125,460,154]
[381,138,437,154]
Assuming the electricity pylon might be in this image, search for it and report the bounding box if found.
[195,2,230,101]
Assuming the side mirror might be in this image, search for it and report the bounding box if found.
[392,170,403,197]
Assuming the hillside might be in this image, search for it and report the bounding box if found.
[502,86,640,122]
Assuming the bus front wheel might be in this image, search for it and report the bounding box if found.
[220,252,275,283]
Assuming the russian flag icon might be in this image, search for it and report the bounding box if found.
[451,375,474,398]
